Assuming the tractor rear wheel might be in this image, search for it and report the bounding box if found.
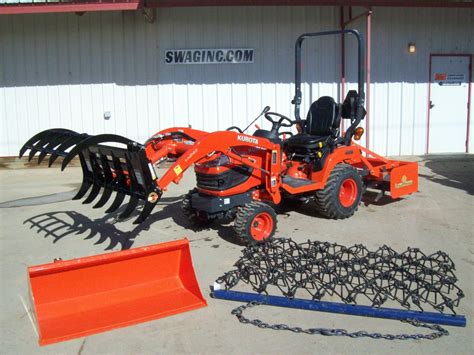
[181,189,213,227]
[234,201,277,244]
[314,164,362,219]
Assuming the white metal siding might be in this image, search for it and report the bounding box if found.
[0,6,473,156]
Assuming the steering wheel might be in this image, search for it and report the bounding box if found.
[264,112,295,134]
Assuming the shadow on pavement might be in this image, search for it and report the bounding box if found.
[23,196,183,251]
[421,156,474,195]
[23,195,246,249]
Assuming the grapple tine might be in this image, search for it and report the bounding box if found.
[119,197,139,219]
[82,153,103,205]
[93,151,115,209]
[82,184,101,204]
[133,202,157,224]
[26,129,74,162]
[72,180,92,201]
[72,153,93,200]
[19,128,74,159]
[93,188,113,209]
[28,132,54,161]
[37,133,71,165]
[48,133,89,167]
[104,152,128,213]
[61,134,136,171]
[105,192,125,213]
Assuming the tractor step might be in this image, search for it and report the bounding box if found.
[282,175,314,188]
[20,129,162,224]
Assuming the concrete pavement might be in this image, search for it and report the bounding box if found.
[0,155,473,354]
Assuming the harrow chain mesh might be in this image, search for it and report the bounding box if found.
[216,238,464,313]
[215,238,464,340]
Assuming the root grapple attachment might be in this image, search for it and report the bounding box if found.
[20,129,162,224]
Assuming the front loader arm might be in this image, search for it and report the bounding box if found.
[144,127,208,164]
[20,127,282,225]
[155,131,283,204]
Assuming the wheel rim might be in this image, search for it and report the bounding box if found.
[339,178,358,208]
[250,212,273,241]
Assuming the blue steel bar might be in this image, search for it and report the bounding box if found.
[212,289,467,327]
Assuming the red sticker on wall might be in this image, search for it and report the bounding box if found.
[434,73,447,81]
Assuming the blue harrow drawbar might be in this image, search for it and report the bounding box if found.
[212,289,467,328]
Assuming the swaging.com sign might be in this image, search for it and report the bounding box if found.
[165,49,254,64]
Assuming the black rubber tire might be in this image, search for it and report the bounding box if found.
[234,201,277,245]
[314,164,362,219]
[181,189,213,227]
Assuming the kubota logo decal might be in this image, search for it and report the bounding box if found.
[395,175,413,189]
[184,148,198,162]
[237,135,259,145]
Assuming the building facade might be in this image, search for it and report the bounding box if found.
[1,5,473,157]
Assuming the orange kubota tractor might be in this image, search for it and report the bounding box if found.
[20,29,418,244]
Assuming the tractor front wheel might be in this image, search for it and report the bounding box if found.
[181,189,213,227]
[314,164,362,219]
[234,201,277,244]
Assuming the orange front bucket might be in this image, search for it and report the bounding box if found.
[28,238,207,346]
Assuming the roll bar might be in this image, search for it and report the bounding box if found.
[292,29,366,145]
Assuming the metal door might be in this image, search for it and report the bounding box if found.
[428,55,471,153]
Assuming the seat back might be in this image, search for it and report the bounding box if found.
[305,96,340,136]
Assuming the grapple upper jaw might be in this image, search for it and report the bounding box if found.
[19,129,90,164]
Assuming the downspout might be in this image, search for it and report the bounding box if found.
[340,6,346,133]
[340,6,372,150]
[366,9,372,150]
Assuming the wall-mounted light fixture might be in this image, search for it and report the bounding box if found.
[408,43,416,54]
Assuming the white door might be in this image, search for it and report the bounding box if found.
[428,55,470,153]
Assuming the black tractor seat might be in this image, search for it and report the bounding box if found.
[285,96,341,152]
[285,133,331,149]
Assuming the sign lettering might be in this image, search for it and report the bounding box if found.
[165,48,254,65]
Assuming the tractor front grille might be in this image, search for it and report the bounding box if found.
[196,166,252,191]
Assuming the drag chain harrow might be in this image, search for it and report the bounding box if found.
[215,238,464,340]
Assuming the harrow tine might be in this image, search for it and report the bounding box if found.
[133,202,157,224]
[119,197,139,219]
